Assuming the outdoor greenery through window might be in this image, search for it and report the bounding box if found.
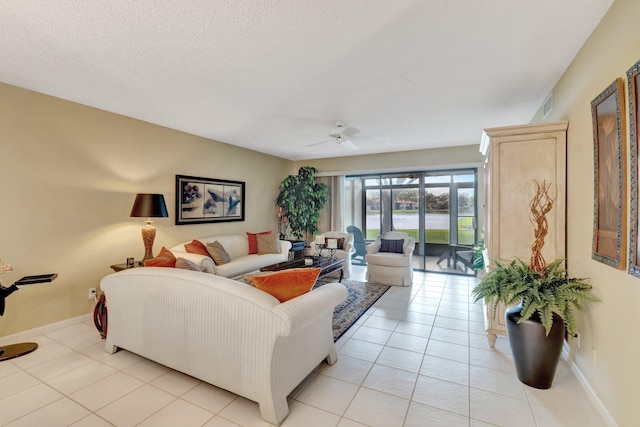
[344,169,478,274]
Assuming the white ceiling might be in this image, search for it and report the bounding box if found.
[1,0,613,161]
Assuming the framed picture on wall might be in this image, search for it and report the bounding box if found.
[175,175,245,225]
[591,78,627,269]
[628,60,640,277]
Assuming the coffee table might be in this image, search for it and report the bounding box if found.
[260,257,345,282]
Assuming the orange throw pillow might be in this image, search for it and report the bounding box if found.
[247,231,272,254]
[143,247,177,267]
[184,240,211,257]
[253,268,321,303]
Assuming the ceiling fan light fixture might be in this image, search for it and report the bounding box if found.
[329,126,344,138]
[305,120,366,151]
[341,139,358,151]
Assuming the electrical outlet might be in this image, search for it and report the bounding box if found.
[88,288,97,300]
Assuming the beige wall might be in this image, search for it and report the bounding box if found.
[0,82,292,336]
[6,4,633,418]
[0,81,484,340]
[295,144,484,175]
[298,145,486,254]
[532,0,639,425]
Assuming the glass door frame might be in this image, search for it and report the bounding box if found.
[347,168,478,275]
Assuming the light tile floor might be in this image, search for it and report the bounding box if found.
[0,266,606,426]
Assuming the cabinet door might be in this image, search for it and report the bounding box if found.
[481,121,567,347]
[492,135,565,263]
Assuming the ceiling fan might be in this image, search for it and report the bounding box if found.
[306,121,362,151]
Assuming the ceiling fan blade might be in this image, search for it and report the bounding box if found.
[306,140,333,148]
[342,126,361,138]
[340,139,358,150]
[352,135,391,142]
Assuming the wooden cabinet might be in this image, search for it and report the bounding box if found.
[480,121,567,346]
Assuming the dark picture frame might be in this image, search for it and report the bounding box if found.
[175,175,245,225]
[628,61,640,277]
[591,78,627,269]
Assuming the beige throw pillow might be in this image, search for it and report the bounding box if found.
[175,257,203,271]
[257,233,281,254]
[206,241,231,265]
[242,271,271,286]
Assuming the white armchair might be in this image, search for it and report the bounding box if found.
[322,231,355,279]
[365,231,415,286]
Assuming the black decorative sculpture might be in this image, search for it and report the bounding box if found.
[0,263,57,361]
[0,284,19,317]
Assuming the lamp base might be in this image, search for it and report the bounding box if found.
[0,342,38,362]
[141,224,157,262]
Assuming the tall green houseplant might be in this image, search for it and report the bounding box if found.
[275,166,327,240]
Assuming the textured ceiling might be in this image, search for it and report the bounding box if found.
[0,0,613,160]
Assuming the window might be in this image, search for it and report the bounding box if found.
[345,169,478,275]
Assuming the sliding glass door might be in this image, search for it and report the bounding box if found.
[345,169,478,276]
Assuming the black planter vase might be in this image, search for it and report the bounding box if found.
[505,304,565,389]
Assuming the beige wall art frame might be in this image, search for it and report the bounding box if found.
[591,77,627,269]
[627,59,640,277]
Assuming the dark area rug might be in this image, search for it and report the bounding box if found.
[315,279,391,341]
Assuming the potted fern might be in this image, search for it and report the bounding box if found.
[472,180,598,389]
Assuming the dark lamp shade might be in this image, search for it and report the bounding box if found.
[130,194,169,218]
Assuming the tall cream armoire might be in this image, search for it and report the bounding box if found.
[479,121,567,346]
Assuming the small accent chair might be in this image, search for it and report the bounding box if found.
[347,225,367,265]
[365,231,415,286]
[323,231,355,279]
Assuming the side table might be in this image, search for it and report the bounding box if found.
[110,261,144,272]
[286,240,307,260]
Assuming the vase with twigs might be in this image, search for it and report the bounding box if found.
[472,180,598,389]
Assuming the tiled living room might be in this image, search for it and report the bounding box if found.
[2,1,639,426]
[0,264,605,426]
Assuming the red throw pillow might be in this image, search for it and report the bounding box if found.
[253,268,321,302]
[143,247,177,267]
[247,231,272,254]
[184,240,211,257]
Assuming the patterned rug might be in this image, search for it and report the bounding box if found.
[315,279,391,341]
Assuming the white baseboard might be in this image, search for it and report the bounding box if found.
[0,313,92,345]
[562,344,618,427]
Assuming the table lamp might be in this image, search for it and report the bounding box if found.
[130,193,169,262]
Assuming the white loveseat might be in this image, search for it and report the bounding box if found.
[170,235,291,278]
[101,267,347,425]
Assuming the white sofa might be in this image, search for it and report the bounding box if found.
[170,235,291,278]
[101,267,347,425]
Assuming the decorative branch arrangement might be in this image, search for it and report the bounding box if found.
[472,179,598,337]
[529,180,555,274]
